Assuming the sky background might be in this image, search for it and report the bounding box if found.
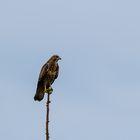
[0,0,140,140]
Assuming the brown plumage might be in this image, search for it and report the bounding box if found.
[34,55,61,101]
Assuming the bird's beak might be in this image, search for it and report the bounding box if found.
[59,57,61,60]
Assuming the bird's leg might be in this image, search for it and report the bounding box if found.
[45,82,53,94]
[44,85,47,93]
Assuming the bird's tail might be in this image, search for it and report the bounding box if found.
[34,92,45,101]
[34,80,45,101]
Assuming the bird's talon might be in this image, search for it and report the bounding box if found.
[46,87,53,94]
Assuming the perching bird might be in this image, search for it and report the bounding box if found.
[34,55,61,101]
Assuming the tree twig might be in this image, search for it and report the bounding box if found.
[46,93,51,140]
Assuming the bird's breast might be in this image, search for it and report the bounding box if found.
[48,71,56,76]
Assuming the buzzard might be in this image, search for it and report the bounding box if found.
[34,55,61,101]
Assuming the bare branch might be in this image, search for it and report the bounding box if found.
[46,93,51,140]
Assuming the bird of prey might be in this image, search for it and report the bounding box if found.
[34,55,61,101]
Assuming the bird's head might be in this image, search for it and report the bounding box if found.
[51,55,61,62]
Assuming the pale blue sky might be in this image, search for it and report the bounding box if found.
[0,0,140,140]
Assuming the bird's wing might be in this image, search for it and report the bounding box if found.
[38,63,49,81]
[34,63,49,101]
